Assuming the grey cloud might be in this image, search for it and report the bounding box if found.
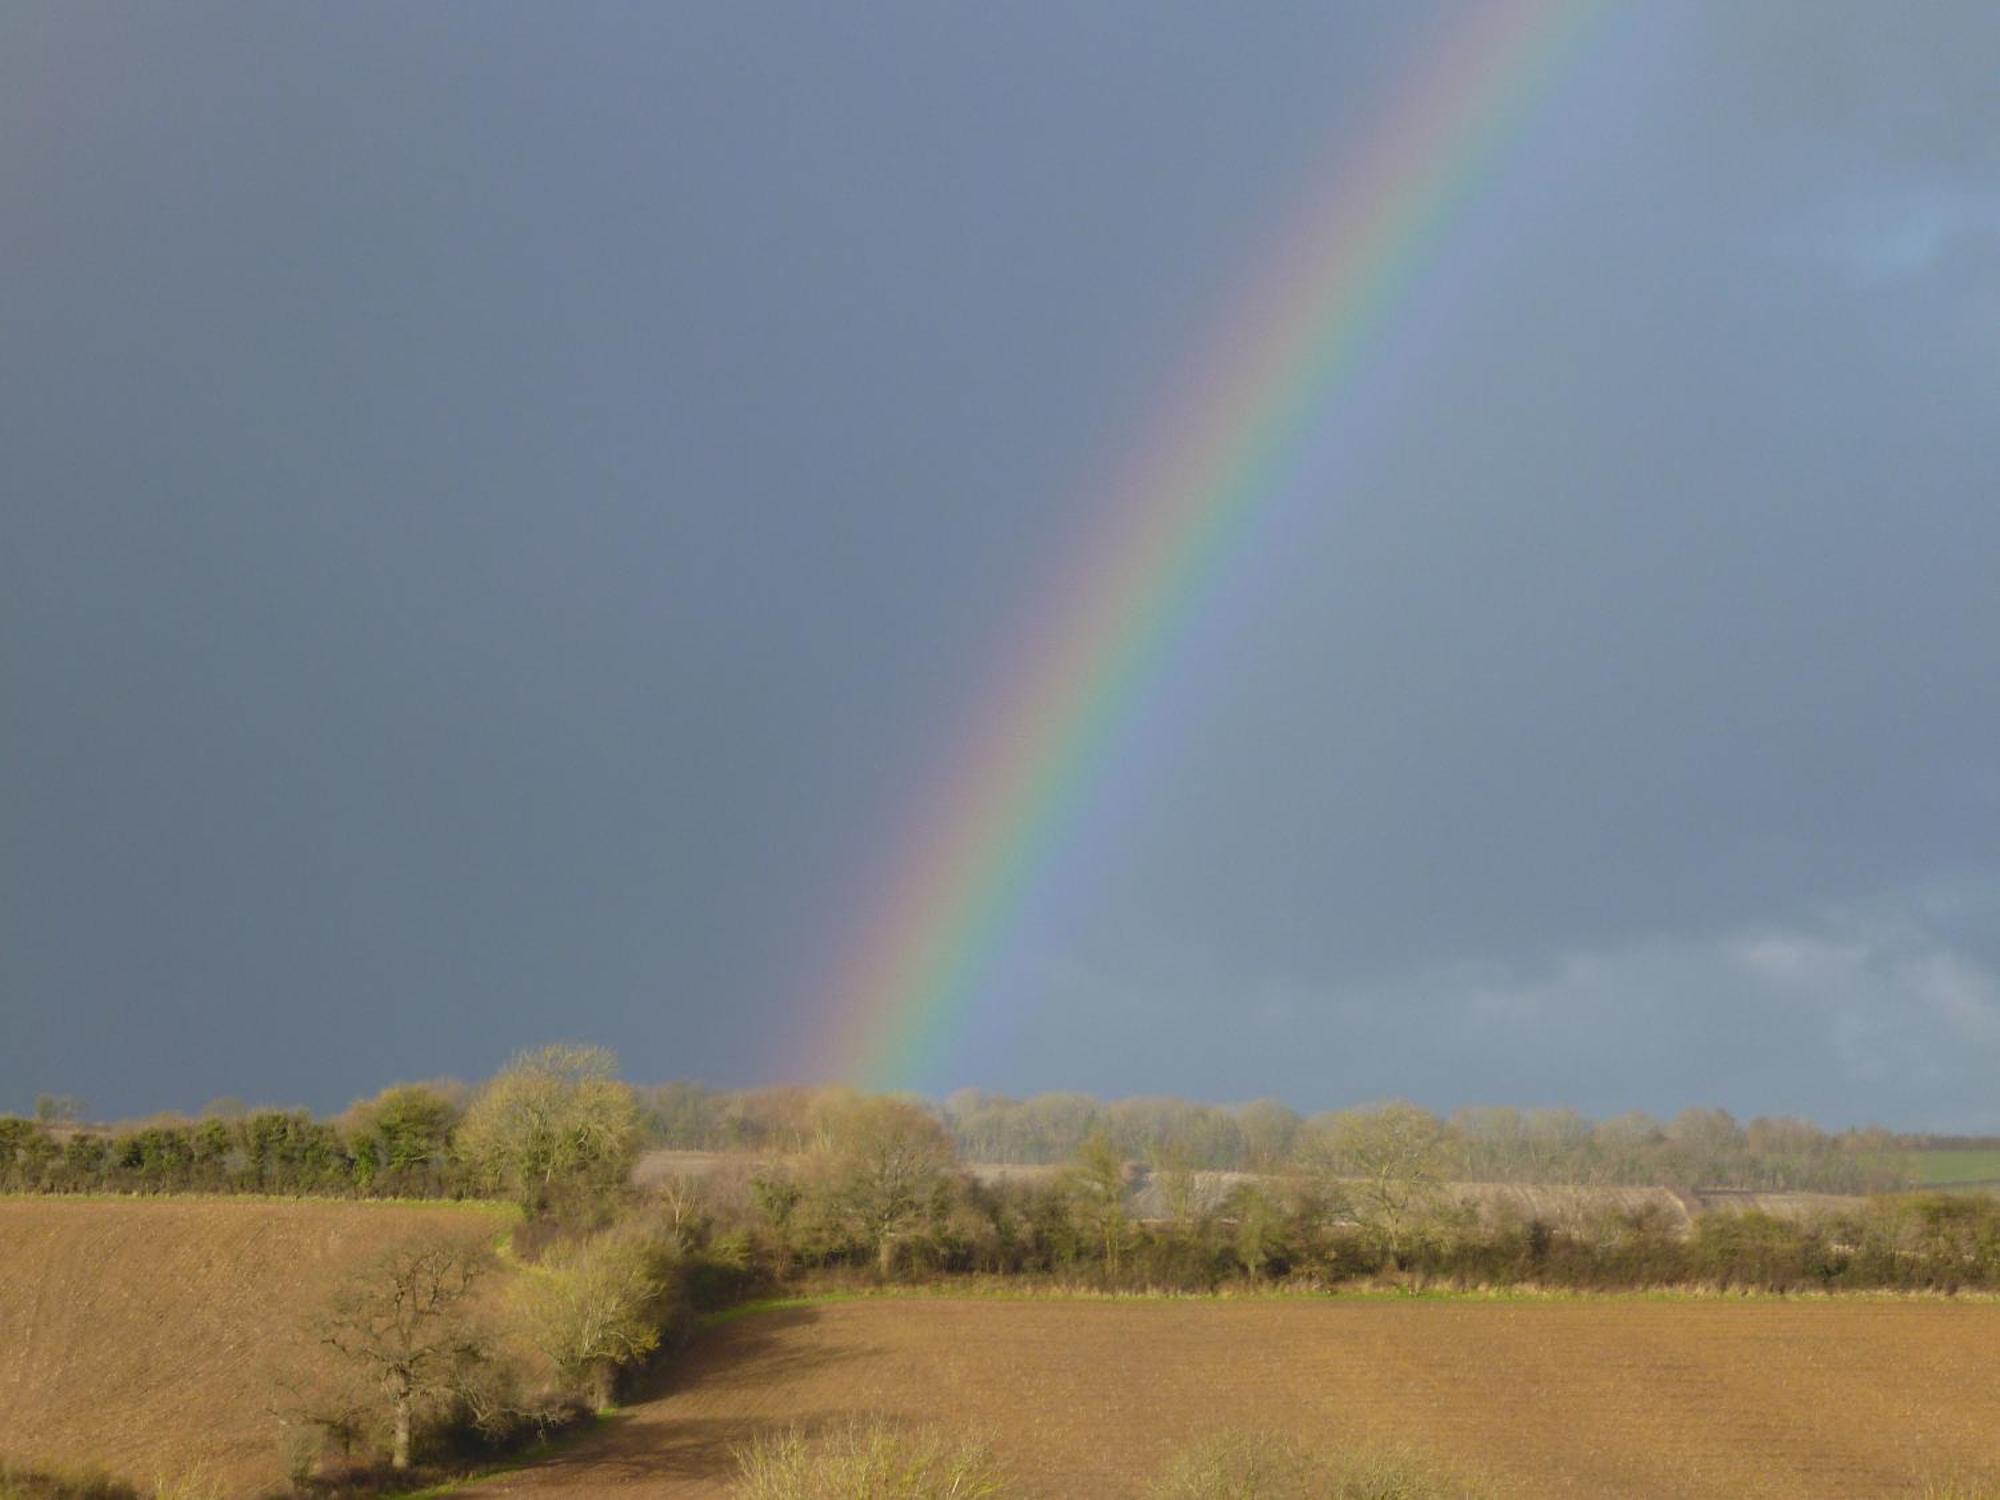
[1001,880,2000,1131]
[1704,1,2000,175]
[1,3,1994,1123]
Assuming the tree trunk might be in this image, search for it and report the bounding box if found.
[392,1387,412,1470]
[877,1231,897,1278]
[590,1360,616,1413]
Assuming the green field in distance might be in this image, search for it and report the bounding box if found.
[1907,1149,2000,1188]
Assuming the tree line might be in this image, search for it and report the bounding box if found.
[641,1083,1913,1194]
[0,1045,638,1208]
[1,1072,1918,1200]
[674,1094,2000,1297]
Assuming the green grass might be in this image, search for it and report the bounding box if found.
[1907,1150,2000,1188]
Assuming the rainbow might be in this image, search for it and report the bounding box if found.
[801,0,1607,1091]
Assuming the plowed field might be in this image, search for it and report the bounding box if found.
[464,1295,2000,1499]
[0,1196,514,1495]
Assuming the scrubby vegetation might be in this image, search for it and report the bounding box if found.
[191,1196,744,1487]
[1922,1478,2000,1500]
[0,1464,218,1500]
[1145,1431,1501,1500]
[732,1420,1010,1500]
[725,1425,1499,1500]
[0,1464,141,1500]
[722,1417,2000,1500]
[251,1052,739,1485]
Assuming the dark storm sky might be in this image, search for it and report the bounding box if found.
[4,3,1997,1126]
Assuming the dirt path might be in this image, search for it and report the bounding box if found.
[461,1294,2000,1498]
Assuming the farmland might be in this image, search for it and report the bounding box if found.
[462,1295,2000,1499]
[0,1196,514,1495]
[10,1074,2000,1497]
[11,1180,2000,1497]
[1908,1149,2000,1190]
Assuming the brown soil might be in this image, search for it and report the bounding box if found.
[0,1196,512,1495]
[463,1294,2000,1499]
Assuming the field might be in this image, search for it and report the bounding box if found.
[15,1196,2000,1499]
[0,1196,514,1495]
[1908,1149,2000,1190]
[461,1295,2000,1500]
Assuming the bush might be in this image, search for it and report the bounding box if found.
[1922,1478,2000,1500]
[1687,1210,1823,1290]
[513,1231,662,1409]
[456,1044,641,1216]
[0,1464,139,1500]
[0,1467,219,1500]
[1146,1431,1502,1500]
[1324,1446,1501,1500]
[732,1419,1011,1500]
[1145,1430,1322,1498]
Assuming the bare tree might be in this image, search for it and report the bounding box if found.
[1148,1135,1202,1232]
[1665,1106,1745,1187]
[818,1097,956,1276]
[317,1238,492,1469]
[650,1171,709,1248]
[267,1357,374,1479]
[1302,1102,1451,1266]
[1066,1129,1131,1275]
[1234,1098,1302,1172]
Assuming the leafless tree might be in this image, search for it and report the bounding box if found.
[1302,1102,1451,1265]
[317,1238,492,1469]
[1148,1135,1202,1232]
[819,1096,956,1276]
[1066,1129,1131,1275]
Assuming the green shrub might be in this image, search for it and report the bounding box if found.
[513,1231,662,1409]
[732,1419,1011,1500]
